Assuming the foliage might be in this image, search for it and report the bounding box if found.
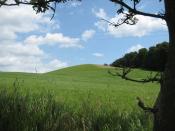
[0,0,81,19]
[111,42,169,71]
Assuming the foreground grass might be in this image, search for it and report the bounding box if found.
[0,86,153,131]
[0,64,159,130]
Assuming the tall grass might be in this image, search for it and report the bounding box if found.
[0,84,153,131]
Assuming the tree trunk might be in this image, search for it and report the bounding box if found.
[153,0,175,130]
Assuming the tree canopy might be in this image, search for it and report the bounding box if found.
[111,42,169,71]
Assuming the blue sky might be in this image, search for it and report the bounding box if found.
[0,0,168,72]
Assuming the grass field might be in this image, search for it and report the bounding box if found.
[0,64,160,130]
[0,64,159,110]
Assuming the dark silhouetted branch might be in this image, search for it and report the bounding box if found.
[0,0,81,18]
[101,12,138,27]
[108,67,162,83]
[136,97,158,114]
[110,0,165,19]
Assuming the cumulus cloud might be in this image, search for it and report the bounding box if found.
[93,8,167,37]
[0,6,54,41]
[0,40,67,73]
[25,33,82,48]
[94,21,107,32]
[108,15,166,37]
[127,44,144,53]
[70,1,82,7]
[0,57,67,73]
[92,8,109,31]
[36,59,67,73]
[81,29,96,41]
[0,43,44,57]
[0,5,67,73]
[92,8,108,19]
[93,53,104,57]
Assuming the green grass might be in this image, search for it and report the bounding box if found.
[0,64,159,111]
[0,85,153,131]
[0,64,159,130]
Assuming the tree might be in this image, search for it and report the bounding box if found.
[136,48,147,68]
[123,52,138,67]
[111,42,168,71]
[154,42,169,71]
[0,0,175,130]
[112,52,138,67]
[146,46,157,70]
[109,1,175,131]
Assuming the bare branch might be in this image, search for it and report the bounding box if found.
[136,97,158,114]
[49,2,56,20]
[110,0,165,19]
[101,18,117,26]
[101,11,138,27]
[0,0,81,17]
[108,67,162,83]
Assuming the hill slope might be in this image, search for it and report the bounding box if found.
[0,64,159,110]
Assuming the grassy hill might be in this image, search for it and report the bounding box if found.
[0,64,159,111]
[0,64,160,130]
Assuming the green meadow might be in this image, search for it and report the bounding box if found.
[0,64,159,131]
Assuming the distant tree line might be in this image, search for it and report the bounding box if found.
[111,42,169,71]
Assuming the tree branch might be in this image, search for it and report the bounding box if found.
[108,67,162,83]
[136,97,158,114]
[101,12,138,27]
[0,1,33,6]
[110,0,165,19]
[0,0,80,16]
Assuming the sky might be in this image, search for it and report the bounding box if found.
[0,0,168,73]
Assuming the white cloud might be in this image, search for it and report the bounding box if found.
[0,41,67,73]
[60,0,82,7]
[81,29,96,41]
[0,43,44,57]
[94,21,107,32]
[93,53,104,57]
[127,44,144,53]
[93,9,167,37]
[36,59,67,73]
[70,1,82,7]
[1,57,67,73]
[92,8,108,19]
[108,15,166,37]
[0,6,55,40]
[25,33,82,48]
[0,5,67,73]
[92,8,108,32]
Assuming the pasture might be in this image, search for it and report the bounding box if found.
[0,64,159,130]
